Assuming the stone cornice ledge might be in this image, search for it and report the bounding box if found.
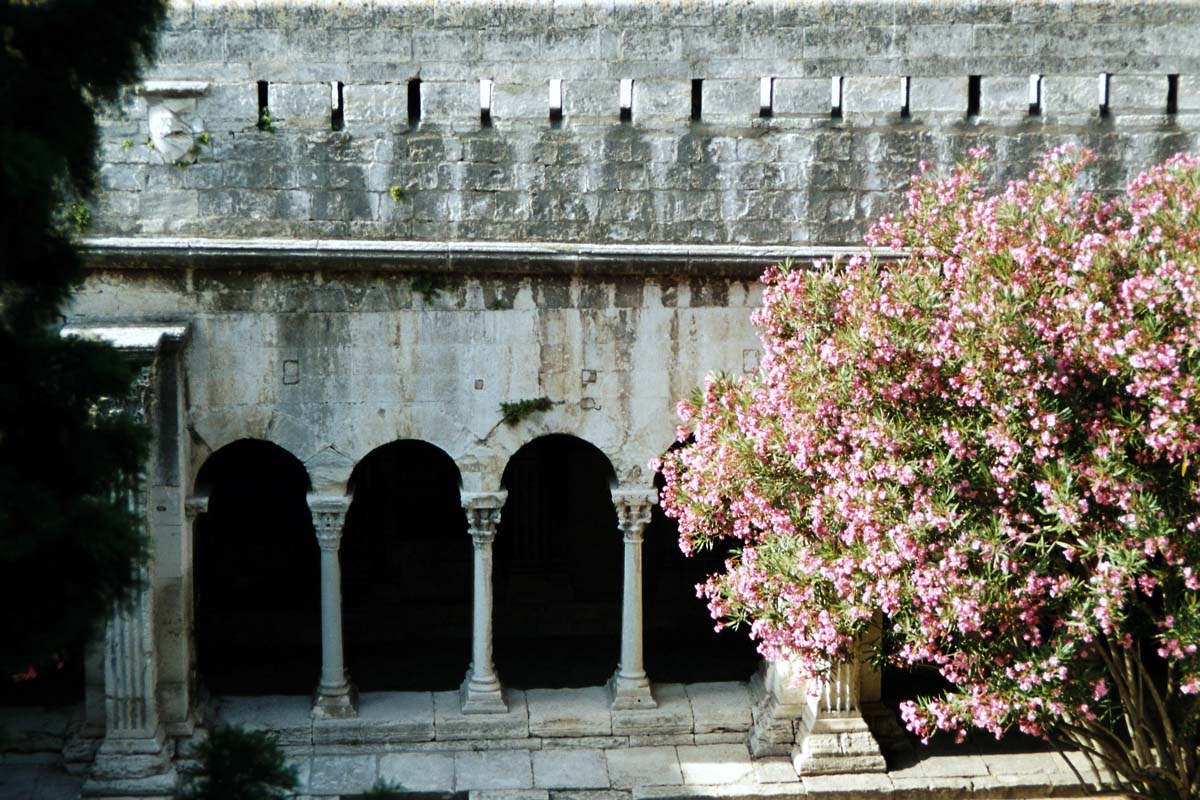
[79,237,898,279]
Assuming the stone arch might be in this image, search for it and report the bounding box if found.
[494,433,622,688]
[643,439,760,682]
[193,438,320,695]
[340,439,471,691]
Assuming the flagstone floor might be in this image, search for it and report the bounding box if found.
[0,684,1124,799]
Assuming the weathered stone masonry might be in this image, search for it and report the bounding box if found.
[52,1,1200,796]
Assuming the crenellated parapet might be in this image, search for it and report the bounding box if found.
[90,0,1200,245]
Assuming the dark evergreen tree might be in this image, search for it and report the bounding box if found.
[0,0,166,677]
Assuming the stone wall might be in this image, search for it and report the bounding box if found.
[70,261,765,491]
[92,0,1200,245]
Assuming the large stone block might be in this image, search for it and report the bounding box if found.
[455,750,534,790]
[843,76,904,117]
[701,79,759,122]
[774,78,829,116]
[909,76,968,116]
[531,748,611,789]
[527,687,613,738]
[1044,74,1102,117]
[980,75,1033,118]
[677,743,754,785]
[378,752,456,792]
[434,689,530,740]
[605,746,683,789]
[612,684,693,737]
[308,754,378,795]
[1109,74,1169,114]
[686,682,752,735]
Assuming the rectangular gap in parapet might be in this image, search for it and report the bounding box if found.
[691,78,703,121]
[1168,74,1179,114]
[620,78,634,123]
[1098,72,1110,117]
[830,76,843,119]
[1028,74,1042,116]
[480,78,494,128]
[408,78,422,127]
[967,75,981,117]
[330,81,345,130]
[760,76,774,118]
[257,80,270,129]
[549,79,563,127]
[900,76,910,118]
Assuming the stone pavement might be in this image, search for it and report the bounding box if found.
[0,683,1124,799]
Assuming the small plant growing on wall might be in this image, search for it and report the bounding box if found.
[179,726,297,800]
[256,107,274,132]
[500,397,554,425]
[68,202,91,234]
[411,274,445,303]
[389,185,405,202]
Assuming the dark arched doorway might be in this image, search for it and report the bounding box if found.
[193,439,319,695]
[495,434,621,688]
[644,443,761,682]
[340,440,470,691]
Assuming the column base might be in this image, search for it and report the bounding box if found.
[83,726,177,798]
[461,668,508,714]
[609,670,657,710]
[312,681,359,719]
[791,712,887,775]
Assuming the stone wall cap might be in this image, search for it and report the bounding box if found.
[61,323,190,353]
[139,81,210,98]
[80,237,897,278]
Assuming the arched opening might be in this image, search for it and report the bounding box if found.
[495,434,621,688]
[340,440,470,692]
[644,442,761,683]
[193,439,319,695]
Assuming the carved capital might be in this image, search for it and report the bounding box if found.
[308,496,349,551]
[612,489,656,541]
[184,495,209,520]
[462,491,506,540]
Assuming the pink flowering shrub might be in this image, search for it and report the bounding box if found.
[659,147,1200,799]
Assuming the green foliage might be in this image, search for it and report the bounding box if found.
[500,397,554,425]
[257,107,274,132]
[121,138,133,150]
[411,273,445,302]
[180,727,298,800]
[389,185,405,202]
[198,131,211,146]
[0,0,165,676]
[69,201,91,233]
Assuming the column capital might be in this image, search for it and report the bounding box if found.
[184,495,209,520]
[462,491,506,540]
[309,495,350,551]
[612,488,657,541]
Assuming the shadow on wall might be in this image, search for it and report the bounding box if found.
[194,439,319,696]
[340,440,471,692]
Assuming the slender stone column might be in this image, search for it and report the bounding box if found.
[609,490,657,709]
[310,496,357,719]
[461,491,507,713]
